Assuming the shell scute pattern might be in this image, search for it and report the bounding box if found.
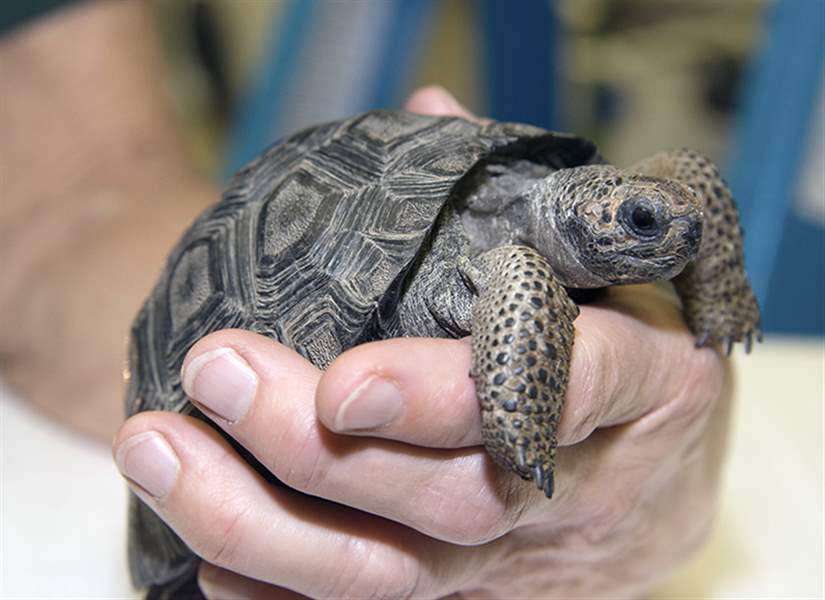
[128,111,581,419]
[166,241,216,334]
[257,171,328,260]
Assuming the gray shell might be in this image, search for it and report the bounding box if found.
[126,110,600,591]
[126,110,598,418]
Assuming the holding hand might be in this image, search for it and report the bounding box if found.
[115,283,728,598]
[114,88,732,598]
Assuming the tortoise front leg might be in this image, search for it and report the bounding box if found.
[631,150,761,353]
[463,246,579,498]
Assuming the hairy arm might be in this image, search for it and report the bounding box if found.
[0,0,216,439]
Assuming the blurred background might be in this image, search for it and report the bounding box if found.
[1,0,823,597]
[152,0,824,337]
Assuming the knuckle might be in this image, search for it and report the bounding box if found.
[562,401,602,447]
[386,551,424,599]
[415,457,527,545]
[464,476,530,544]
[190,498,253,569]
[275,417,328,493]
[446,500,515,545]
[460,486,526,544]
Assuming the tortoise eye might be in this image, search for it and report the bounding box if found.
[631,205,656,233]
[619,197,664,238]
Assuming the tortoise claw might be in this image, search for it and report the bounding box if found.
[695,331,711,348]
[516,445,527,471]
[695,329,764,355]
[532,464,544,491]
[542,468,555,499]
[527,463,554,498]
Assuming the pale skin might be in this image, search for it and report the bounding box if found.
[1,2,731,597]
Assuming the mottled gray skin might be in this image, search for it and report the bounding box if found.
[125,110,759,596]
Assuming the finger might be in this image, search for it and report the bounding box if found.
[181,329,321,432]
[180,329,529,545]
[199,562,309,599]
[302,286,721,538]
[317,284,721,450]
[404,85,477,120]
[316,336,481,448]
[558,284,725,446]
[112,411,497,598]
[180,288,722,544]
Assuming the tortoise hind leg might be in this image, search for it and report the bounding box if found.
[463,245,579,498]
[630,150,761,354]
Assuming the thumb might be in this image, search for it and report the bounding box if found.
[404,85,477,121]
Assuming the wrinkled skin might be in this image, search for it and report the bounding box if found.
[113,88,733,599]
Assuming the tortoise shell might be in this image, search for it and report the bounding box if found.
[126,110,600,419]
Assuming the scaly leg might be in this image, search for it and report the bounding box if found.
[463,245,579,498]
[631,150,761,354]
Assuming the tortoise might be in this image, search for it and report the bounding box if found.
[125,110,760,594]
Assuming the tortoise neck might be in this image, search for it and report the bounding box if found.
[526,174,612,288]
[455,159,549,256]
[456,163,614,289]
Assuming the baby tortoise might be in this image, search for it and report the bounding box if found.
[126,110,760,593]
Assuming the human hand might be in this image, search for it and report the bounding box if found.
[112,87,731,598]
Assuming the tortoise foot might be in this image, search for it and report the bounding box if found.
[693,318,762,356]
[466,245,578,499]
[630,149,762,356]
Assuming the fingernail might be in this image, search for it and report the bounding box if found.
[115,431,179,499]
[182,348,257,423]
[335,376,403,431]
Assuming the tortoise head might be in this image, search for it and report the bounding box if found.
[529,165,703,288]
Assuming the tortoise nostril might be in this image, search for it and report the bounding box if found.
[684,219,703,250]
